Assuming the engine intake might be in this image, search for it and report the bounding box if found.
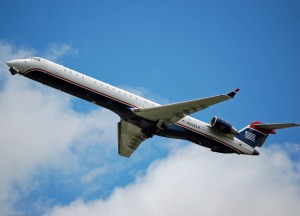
[210,116,239,135]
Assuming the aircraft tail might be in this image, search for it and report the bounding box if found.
[236,121,299,148]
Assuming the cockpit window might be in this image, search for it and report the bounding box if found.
[31,57,41,61]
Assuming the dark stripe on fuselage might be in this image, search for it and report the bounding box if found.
[24,68,135,114]
[22,68,240,154]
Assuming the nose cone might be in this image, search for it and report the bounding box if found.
[7,59,24,68]
[6,59,27,72]
[7,59,26,75]
[6,60,16,67]
[253,149,260,155]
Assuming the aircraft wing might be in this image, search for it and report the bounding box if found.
[118,119,149,157]
[131,89,239,127]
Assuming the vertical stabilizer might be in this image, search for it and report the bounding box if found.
[236,121,269,148]
[236,121,299,148]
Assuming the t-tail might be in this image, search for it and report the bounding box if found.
[236,121,300,148]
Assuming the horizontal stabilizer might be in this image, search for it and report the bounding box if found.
[255,123,300,130]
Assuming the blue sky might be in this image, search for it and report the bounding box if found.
[0,1,300,216]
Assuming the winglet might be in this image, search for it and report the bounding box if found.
[227,88,240,98]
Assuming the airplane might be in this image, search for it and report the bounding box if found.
[6,57,299,157]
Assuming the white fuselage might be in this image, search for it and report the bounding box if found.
[7,57,256,155]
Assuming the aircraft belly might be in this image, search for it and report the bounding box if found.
[158,124,238,154]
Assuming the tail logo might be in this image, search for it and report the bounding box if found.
[245,131,256,142]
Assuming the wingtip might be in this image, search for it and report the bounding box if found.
[292,123,300,127]
[227,88,240,98]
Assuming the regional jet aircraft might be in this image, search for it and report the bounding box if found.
[7,57,299,157]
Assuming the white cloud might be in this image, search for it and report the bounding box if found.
[45,144,300,216]
[44,43,78,61]
[1,40,300,216]
[0,41,78,76]
[0,41,117,216]
[0,41,35,79]
[81,167,108,184]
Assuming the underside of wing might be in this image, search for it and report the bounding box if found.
[118,119,150,157]
[131,89,239,127]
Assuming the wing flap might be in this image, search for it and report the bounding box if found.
[118,119,149,157]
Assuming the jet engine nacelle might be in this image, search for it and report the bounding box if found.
[210,116,239,135]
